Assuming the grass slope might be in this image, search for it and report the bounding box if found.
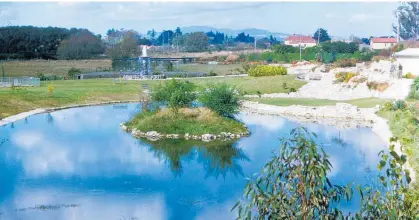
[125,108,247,135]
[0,76,304,119]
[250,97,393,108]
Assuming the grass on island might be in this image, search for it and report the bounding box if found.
[3,59,112,77]
[249,97,393,108]
[0,75,304,119]
[125,107,247,135]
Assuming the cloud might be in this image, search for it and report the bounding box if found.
[325,13,335,18]
[238,113,287,131]
[349,13,372,22]
[9,129,165,177]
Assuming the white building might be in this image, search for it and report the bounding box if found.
[370,37,397,50]
[284,35,317,48]
[394,48,419,75]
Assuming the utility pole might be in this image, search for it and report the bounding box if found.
[396,13,400,43]
[317,28,321,44]
[299,36,302,60]
[254,37,257,52]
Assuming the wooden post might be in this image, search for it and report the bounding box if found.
[1,62,5,78]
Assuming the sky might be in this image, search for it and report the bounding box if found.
[0,2,399,38]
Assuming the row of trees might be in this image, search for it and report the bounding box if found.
[0,26,101,59]
[146,27,279,49]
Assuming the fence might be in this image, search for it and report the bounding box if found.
[0,77,40,87]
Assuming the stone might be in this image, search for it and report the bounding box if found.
[146,131,161,141]
[202,134,216,142]
[219,132,228,138]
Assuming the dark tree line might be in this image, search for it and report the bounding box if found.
[0,26,92,59]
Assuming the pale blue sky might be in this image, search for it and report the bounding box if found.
[0,2,399,37]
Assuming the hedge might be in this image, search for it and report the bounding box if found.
[248,65,287,77]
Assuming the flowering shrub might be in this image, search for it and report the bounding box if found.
[334,72,358,83]
[248,65,287,77]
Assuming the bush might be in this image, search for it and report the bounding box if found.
[393,100,407,110]
[273,44,298,54]
[321,41,358,53]
[404,72,416,79]
[67,67,82,79]
[199,83,240,118]
[151,79,196,111]
[248,65,287,77]
[208,71,217,76]
[335,72,358,83]
[47,84,55,95]
[409,77,419,99]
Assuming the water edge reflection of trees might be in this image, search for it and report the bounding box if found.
[138,139,249,178]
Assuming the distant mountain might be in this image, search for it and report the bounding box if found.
[180,26,290,40]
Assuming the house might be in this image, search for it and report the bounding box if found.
[284,35,317,48]
[370,37,397,50]
[393,48,419,75]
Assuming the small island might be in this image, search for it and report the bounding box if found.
[121,79,250,141]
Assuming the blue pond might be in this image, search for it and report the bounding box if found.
[0,103,386,220]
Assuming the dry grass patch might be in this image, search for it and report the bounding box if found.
[367,81,389,92]
[3,59,112,77]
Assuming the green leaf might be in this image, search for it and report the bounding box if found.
[231,201,240,212]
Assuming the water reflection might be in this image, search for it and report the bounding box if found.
[0,103,387,219]
[141,139,248,178]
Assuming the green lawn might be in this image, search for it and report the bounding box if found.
[178,63,243,75]
[0,75,304,119]
[249,97,393,108]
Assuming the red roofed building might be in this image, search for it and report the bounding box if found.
[284,35,317,48]
[370,37,398,50]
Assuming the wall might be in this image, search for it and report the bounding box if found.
[284,41,317,48]
[371,42,396,50]
[396,56,419,75]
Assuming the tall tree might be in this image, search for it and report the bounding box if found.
[185,32,209,52]
[313,28,331,43]
[57,30,104,59]
[235,32,255,43]
[147,29,157,39]
[157,30,175,46]
[175,27,182,36]
[394,2,419,40]
[361,38,370,45]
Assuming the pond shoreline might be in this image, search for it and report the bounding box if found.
[241,100,416,183]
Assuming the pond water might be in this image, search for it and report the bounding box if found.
[0,103,387,220]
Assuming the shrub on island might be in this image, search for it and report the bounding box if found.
[123,79,249,141]
[199,83,241,118]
